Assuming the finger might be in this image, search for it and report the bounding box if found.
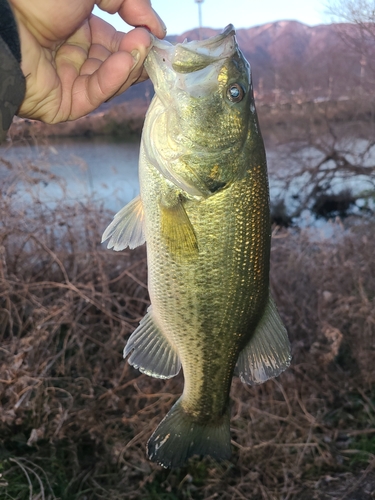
[73,26,152,116]
[89,14,125,52]
[88,43,112,64]
[108,28,152,94]
[117,27,152,57]
[80,55,107,76]
[109,59,149,99]
[80,36,142,76]
[85,25,152,85]
[69,49,140,119]
[97,0,167,38]
[88,15,153,54]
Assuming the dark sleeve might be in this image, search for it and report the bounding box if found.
[0,0,26,143]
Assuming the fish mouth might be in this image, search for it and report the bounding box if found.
[145,24,238,96]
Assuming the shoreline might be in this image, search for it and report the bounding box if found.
[8,99,149,142]
[8,96,375,143]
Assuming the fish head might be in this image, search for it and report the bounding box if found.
[143,25,265,198]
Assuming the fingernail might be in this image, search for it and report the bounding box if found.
[161,19,167,34]
[131,50,140,70]
[154,9,167,34]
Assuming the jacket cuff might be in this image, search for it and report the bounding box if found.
[0,0,26,142]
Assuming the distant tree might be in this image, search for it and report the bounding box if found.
[327,0,375,91]
[328,0,375,25]
[258,2,375,225]
[270,124,375,222]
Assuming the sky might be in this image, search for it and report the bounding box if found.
[93,0,330,37]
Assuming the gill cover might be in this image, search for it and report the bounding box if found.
[142,25,253,198]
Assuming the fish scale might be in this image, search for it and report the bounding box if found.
[102,24,291,468]
[142,154,270,427]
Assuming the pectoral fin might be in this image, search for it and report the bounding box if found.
[235,295,291,385]
[124,306,181,379]
[160,198,198,260]
[101,195,145,251]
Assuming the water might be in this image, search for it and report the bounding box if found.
[1,136,374,227]
[266,138,375,223]
[0,137,140,213]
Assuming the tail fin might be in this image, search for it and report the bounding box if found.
[147,398,231,468]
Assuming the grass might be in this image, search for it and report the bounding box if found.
[1,156,375,499]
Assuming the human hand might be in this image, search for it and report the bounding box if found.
[10,0,166,123]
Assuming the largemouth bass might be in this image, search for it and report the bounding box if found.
[102,25,291,468]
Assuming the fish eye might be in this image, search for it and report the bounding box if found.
[226,83,245,103]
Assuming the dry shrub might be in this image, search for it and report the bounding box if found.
[271,222,375,383]
[0,157,375,499]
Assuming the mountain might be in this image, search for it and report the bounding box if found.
[14,21,373,140]
[100,21,373,112]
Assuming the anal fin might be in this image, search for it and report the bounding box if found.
[124,306,181,379]
[102,195,145,251]
[235,295,291,385]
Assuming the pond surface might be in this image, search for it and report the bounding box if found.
[0,137,140,213]
[1,135,374,228]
